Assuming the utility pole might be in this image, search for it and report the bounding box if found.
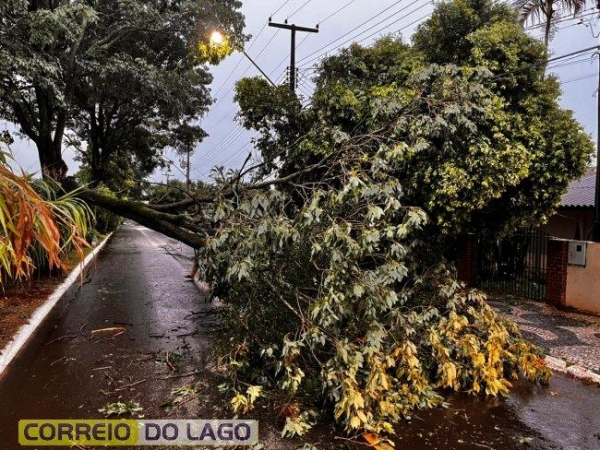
[594,51,600,241]
[186,145,191,190]
[268,19,318,91]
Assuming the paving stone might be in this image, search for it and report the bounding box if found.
[487,295,600,376]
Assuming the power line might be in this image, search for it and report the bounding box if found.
[272,0,293,17]
[212,29,282,110]
[212,18,272,98]
[200,126,245,163]
[213,55,245,98]
[287,0,314,19]
[296,0,409,65]
[207,105,238,128]
[269,33,312,77]
[525,8,597,31]
[300,0,431,68]
[356,0,431,45]
[269,0,361,78]
[319,0,360,25]
[560,72,597,84]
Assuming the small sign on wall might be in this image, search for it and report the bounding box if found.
[568,240,587,267]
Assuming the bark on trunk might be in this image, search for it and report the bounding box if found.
[38,139,68,182]
[78,190,205,248]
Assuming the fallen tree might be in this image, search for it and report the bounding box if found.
[1,0,593,442]
[47,62,562,441]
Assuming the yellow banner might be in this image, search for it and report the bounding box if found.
[18,420,138,446]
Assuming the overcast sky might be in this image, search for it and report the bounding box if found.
[4,0,599,181]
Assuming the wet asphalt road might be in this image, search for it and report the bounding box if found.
[0,223,214,449]
[1,223,600,450]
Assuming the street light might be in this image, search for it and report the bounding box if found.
[209,29,275,86]
[210,30,224,45]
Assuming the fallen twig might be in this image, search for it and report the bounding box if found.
[166,394,197,417]
[91,327,126,336]
[50,356,67,366]
[157,370,204,380]
[183,310,216,319]
[113,379,147,392]
[45,334,77,346]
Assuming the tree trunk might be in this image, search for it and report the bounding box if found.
[37,139,68,182]
[77,189,205,249]
[543,19,551,48]
[543,3,554,48]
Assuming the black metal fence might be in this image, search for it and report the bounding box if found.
[476,229,549,300]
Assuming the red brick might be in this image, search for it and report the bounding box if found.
[546,239,568,307]
[457,234,477,286]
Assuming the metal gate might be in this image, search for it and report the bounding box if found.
[476,229,549,300]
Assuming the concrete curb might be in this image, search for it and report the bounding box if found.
[545,355,600,385]
[0,233,113,375]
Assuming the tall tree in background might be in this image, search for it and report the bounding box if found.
[235,0,592,242]
[413,0,592,234]
[513,0,588,47]
[0,0,245,182]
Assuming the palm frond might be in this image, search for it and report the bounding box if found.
[0,155,92,285]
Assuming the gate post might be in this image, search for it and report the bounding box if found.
[457,233,477,286]
[546,238,568,307]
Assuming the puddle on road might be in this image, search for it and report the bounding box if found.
[387,374,600,450]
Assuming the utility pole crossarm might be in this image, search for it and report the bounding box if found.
[268,19,319,91]
[268,22,319,33]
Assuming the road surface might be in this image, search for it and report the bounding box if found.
[1,223,600,450]
[0,223,214,448]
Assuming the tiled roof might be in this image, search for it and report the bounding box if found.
[561,167,596,208]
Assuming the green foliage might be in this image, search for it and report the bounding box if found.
[0,0,245,183]
[237,0,592,240]
[235,77,308,177]
[98,401,144,418]
[201,131,551,436]
[86,185,123,235]
[210,0,585,440]
[412,0,516,64]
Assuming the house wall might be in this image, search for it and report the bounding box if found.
[566,242,600,314]
[545,209,594,240]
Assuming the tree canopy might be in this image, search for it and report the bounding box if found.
[235,0,592,241]
[193,0,590,439]
[0,0,245,183]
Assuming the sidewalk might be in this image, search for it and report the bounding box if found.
[488,295,600,379]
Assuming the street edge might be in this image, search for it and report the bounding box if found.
[0,232,114,375]
[545,355,600,385]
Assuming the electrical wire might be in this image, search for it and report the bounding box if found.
[287,0,314,19]
[269,0,362,78]
[299,0,431,68]
[212,29,282,110]
[296,0,409,65]
[319,0,360,25]
[272,0,293,17]
[355,0,432,45]
[560,72,597,84]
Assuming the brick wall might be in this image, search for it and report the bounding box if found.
[546,239,568,307]
[457,234,477,286]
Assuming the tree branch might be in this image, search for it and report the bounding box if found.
[78,189,205,248]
